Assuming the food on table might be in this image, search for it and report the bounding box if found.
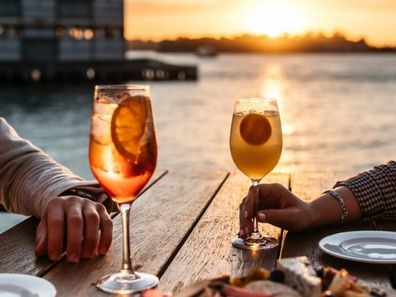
[170,257,393,297]
[244,280,303,297]
[230,268,270,287]
[276,256,322,297]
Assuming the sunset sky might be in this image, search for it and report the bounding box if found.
[125,0,396,46]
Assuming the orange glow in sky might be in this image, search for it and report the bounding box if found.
[242,2,307,37]
[125,0,396,46]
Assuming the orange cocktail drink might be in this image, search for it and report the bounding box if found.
[89,85,158,294]
[90,93,157,203]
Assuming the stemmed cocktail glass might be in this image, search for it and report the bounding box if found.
[230,97,283,250]
[89,85,158,294]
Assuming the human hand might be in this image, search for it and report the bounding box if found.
[34,193,113,263]
[239,183,313,237]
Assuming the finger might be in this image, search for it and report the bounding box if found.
[97,204,113,255]
[81,204,100,259]
[257,183,287,209]
[239,199,254,238]
[245,186,256,218]
[257,209,297,230]
[35,218,48,256]
[47,200,65,261]
[66,205,84,263]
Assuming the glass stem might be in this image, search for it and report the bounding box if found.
[120,203,136,276]
[251,179,261,234]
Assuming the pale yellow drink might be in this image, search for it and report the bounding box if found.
[230,110,282,180]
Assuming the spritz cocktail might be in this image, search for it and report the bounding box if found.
[89,85,158,294]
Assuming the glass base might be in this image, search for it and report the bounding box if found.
[96,271,158,294]
[232,232,279,250]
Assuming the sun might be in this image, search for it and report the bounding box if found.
[243,2,307,37]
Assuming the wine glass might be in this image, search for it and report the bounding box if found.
[89,85,158,294]
[229,97,283,250]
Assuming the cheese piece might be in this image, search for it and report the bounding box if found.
[246,280,303,297]
[276,257,322,297]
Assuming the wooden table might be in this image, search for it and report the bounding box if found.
[1,169,395,296]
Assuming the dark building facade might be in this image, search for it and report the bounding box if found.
[0,0,124,62]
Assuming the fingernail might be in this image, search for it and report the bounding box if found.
[98,246,108,255]
[244,210,248,219]
[68,252,79,263]
[258,212,266,221]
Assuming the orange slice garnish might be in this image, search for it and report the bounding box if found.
[240,113,272,145]
[111,94,148,159]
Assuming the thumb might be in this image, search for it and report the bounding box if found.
[35,218,48,256]
[257,209,295,230]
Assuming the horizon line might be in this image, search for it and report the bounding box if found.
[125,31,396,48]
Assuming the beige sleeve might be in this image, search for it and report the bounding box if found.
[0,117,97,218]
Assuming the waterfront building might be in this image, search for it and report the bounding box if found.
[0,1,197,82]
[0,0,124,62]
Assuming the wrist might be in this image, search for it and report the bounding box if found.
[305,201,321,229]
[60,187,116,213]
[60,187,98,201]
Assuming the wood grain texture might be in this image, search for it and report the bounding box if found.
[0,169,167,276]
[159,172,290,294]
[282,172,391,288]
[0,216,55,275]
[43,169,228,297]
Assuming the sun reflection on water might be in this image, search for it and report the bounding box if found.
[259,63,299,173]
[259,63,295,136]
[260,64,284,101]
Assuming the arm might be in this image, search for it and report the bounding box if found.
[0,118,113,262]
[0,117,95,217]
[239,161,396,234]
[239,184,357,234]
[334,161,396,221]
[304,186,361,228]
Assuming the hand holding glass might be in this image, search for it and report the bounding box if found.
[230,97,282,250]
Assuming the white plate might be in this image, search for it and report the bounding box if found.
[0,274,56,297]
[319,231,396,264]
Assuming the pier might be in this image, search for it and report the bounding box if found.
[0,59,198,83]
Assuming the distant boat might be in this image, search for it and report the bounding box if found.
[196,45,218,57]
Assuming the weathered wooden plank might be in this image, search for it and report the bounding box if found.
[282,172,391,288]
[43,169,229,297]
[0,216,54,274]
[159,172,290,294]
[0,169,167,276]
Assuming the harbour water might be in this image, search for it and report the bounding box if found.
[1,53,396,231]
